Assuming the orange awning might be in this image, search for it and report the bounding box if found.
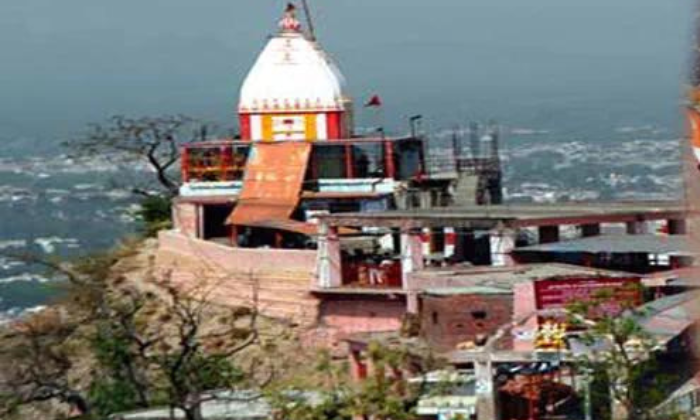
[227,141,312,227]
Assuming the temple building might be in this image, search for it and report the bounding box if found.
[173,4,501,252]
[155,5,700,419]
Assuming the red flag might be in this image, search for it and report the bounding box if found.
[364,94,382,108]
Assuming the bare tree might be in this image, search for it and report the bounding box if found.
[67,115,211,197]
[90,275,270,420]
[0,310,91,418]
[0,250,271,420]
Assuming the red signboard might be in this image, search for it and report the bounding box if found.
[534,276,641,317]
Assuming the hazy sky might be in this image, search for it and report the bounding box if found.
[0,0,692,141]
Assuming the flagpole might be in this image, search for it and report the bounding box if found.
[300,0,316,41]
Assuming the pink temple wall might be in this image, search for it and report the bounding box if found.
[158,230,317,273]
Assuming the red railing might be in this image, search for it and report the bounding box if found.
[181,138,425,183]
[181,143,250,183]
[341,258,402,288]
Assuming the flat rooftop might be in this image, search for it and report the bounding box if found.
[410,263,636,294]
[516,234,696,256]
[319,201,689,229]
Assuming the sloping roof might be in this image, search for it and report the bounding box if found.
[227,142,311,229]
[516,234,695,256]
[636,292,700,341]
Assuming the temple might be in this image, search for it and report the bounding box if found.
[173,5,501,254]
[154,5,700,420]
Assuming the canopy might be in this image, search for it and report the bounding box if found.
[227,142,311,228]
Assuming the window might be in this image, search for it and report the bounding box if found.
[394,140,423,180]
[311,145,346,178]
[352,143,385,178]
[471,310,487,320]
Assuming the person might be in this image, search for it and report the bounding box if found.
[379,254,394,286]
[355,249,369,285]
[368,253,382,286]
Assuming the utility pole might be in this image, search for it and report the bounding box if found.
[583,369,593,420]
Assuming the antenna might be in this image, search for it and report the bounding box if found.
[300,0,317,41]
[488,119,500,160]
[469,121,480,158]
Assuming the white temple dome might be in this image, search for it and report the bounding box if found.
[238,7,349,114]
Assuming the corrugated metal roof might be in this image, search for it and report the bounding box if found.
[516,234,695,256]
[227,142,311,227]
[636,292,700,340]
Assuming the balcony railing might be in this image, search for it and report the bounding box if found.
[181,138,426,184]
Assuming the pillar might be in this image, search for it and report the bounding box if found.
[317,223,342,289]
[667,219,687,235]
[419,190,432,209]
[406,291,420,315]
[538,225,560,244]
[401,229,424,289]
[229,226,239,247]
[444,227,457,260]
[625,220,648,235]
[383,140,396,179]
[490,229,516,267]
[475,359,498,420]
[196,204,204,239]
[580,223,601,238]
[420,228,432,257]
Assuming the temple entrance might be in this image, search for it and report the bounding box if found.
[202,204,234,240]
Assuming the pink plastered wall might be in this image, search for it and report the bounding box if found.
[318,297,406,338]
[513,281,538,351]
[158,230,317,274]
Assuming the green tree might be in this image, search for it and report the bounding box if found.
[273,342,433,420]
[567,289,674,420]
[137,195,173,237]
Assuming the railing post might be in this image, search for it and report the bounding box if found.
[345,144,354,178]
[384,140,396,179]
[220,145,232,181]
[181,146,190,183]
[317,222,342,288]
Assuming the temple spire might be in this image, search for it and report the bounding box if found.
[279,3,302,33]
